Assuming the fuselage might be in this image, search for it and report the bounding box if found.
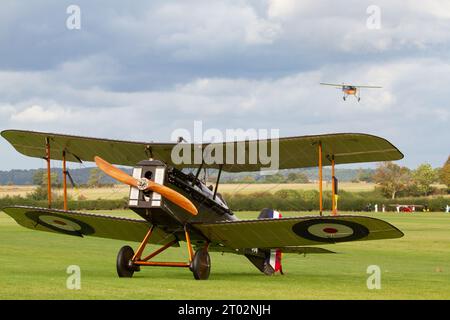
[343,86,357,95]
[129,161,237,242]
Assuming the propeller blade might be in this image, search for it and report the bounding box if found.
[94,156,138,188]
[94,156,198,216]
[143,180,198,216]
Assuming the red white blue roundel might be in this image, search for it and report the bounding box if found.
[38,215,83,232]
[292,219,369,243]
[25,211,95,237]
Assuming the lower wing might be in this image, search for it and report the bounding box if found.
[2,205,177,245]
[193,215,403,250]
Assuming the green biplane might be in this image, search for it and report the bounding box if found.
[1,130,404,280]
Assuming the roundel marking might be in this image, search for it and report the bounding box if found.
[38,215,83,232]
[292,219,369,243]
[25,211,95,236]
[323,227,338,234]
[307,223,354,239]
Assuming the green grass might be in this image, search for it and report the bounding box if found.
[0,210,449,299]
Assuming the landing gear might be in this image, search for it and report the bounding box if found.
[190,247,211,280]
[116,225,211,280]
[117,245,139,277]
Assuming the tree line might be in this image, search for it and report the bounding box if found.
[19,156,450,201]
[372,157,449,199]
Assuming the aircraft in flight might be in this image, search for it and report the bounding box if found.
[320,83,382,102]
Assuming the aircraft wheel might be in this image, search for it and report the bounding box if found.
[191,248,211,280]
[117,245,137,278]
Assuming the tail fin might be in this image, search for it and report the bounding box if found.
[245,208,283,275]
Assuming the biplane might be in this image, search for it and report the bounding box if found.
[1,130,404,280]
[320,83,382,101]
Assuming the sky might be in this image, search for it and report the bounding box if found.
[0,0,449,170]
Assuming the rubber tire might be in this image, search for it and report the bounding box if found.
[117,245,136,278]
[191,248,211,280]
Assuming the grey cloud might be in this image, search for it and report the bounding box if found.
[0,1,449,169]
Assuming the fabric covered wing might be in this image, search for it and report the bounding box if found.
[194,215,403,249]
[2,206,177,244]
[2,130,403,172]
[1,129,174,167]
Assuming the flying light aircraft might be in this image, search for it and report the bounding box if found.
[320,83,382,102]
[1,130,404,280]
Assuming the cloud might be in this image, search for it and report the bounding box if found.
[0,55,449,168]
[10,105,63,123]
[0,1,449,169]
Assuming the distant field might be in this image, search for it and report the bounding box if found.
[0,210,449,299]
[0,185,130,200]
[0,182,376,200]
[218,182,375,194]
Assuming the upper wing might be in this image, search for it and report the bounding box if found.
[320,82,343,87]
[353,85,382,88]
[1,129,174,167]
[2,206,177,245]
[1,130,403,172]
[193,215,403,249]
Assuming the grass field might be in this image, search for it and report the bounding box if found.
[0,209,449,300]
[0,182,377,200]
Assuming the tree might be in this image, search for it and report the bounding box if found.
[32,169,45,186]
[357,169,374,183]
[32,169,59,187]
[264,173,285,183]
[87,168,105,187]
[240,175,256,183]
[412,163,438,196]
[439,156,450,187]
[373,162,411,199]
[287,172,309,183]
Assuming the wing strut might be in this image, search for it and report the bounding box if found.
[45,138,52,208]
[62,151,68,211]
[213,164,223,200]
[331,155,336,216]
[318,141,323,215]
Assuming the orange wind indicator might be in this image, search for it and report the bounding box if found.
[94,156,198,216]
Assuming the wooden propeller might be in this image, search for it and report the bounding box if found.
[94,156,198,216]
